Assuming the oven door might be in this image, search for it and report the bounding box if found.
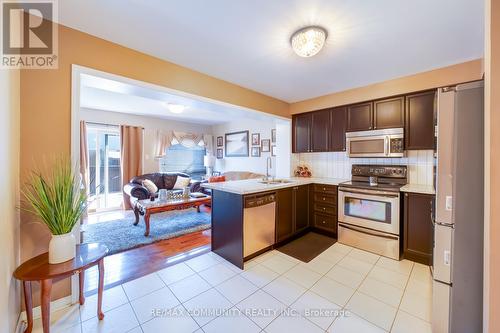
[338,187,400,235]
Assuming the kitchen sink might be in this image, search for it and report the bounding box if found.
[258,179,293,185]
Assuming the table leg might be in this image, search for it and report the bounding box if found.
[144,212,150,236]
[97,259,105,320]
[196,204,201,213]
[22,281,33,333]
[79,270,85,305]
[41,279,52,333]
[133,208,139,226]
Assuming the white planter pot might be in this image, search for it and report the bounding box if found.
[48,232,76,264]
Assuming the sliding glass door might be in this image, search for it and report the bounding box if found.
[87,124,122,212]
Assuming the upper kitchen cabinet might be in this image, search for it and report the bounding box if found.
[405,91,436,150]
[347,102,373,132]
[373,96,405,130]
[311,109,331,152]
[330,106,347,151]
[292,113,312,153]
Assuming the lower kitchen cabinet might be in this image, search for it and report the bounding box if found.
[276,185,310,242]
[403,192,434,265]
[276,188,294,242]
[311,184,338,236]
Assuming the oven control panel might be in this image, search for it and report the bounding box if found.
[351,165,407,179]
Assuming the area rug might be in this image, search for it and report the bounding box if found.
[277,232,336,263]
[82,208,211,255]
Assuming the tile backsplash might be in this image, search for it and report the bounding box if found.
[291,150,435,186]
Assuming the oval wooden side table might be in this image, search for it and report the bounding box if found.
[14,243,109,333]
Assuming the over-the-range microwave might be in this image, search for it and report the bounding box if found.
[346,128,405,158]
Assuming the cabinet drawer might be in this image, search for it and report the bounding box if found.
[313,193,337,205]
[313,184,337,195]
[314,203,337,215]
[313,213,337,230]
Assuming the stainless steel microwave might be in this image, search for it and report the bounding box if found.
[346,128,405,158]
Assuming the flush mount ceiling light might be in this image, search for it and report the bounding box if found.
[290,26,328,57]
[166,103,185,114]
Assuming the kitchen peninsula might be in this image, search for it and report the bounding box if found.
[203,177,347,268]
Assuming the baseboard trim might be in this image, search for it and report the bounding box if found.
[16,295,73,331]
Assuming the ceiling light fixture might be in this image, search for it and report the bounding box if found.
[290,26,328,57]
[166,103,185,114]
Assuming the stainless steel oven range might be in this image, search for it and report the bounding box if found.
[338,165,407,260]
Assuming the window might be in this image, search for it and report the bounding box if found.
[160,144,206,180]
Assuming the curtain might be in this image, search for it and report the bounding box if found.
[172,131,203,148]
[79,121,89,193]
[154,130,173,158]
[121,125,144,210]
[203,134,214,156]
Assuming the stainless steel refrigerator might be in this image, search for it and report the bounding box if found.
[432,81,484,333]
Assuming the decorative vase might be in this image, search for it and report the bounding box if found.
[48,232,76,264]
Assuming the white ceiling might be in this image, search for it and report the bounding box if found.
[79,74,282,125]
[61,0,484,102]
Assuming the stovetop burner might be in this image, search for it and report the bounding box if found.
[341,164,408,192]
[339,181,405,193]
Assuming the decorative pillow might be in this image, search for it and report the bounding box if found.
[173,176,191,190]
[142,179,158,194]
[208,176,226,183]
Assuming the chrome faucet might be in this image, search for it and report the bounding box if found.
[265,157,272,181]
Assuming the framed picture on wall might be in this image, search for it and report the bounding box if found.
[225,130,249,157]
[251,133,260,146]
[216,148,223,159]
[217,136,223,147]
[251,147,261,157]
[271,145,277,156]
[261,139,271,152]
[271,129,276,143]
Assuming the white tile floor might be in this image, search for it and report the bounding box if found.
[30,244,433,333]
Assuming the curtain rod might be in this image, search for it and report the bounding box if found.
[84,121,144,129]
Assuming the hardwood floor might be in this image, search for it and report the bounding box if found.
[83,208,212,295]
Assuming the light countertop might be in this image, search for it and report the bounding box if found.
[202,177,435,195]
[201,177,349,195]
[400,184,435,195]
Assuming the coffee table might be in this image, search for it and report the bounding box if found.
[133,195,211,236]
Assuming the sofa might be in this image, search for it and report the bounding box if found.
[123,172,204,206]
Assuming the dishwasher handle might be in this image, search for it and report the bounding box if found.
[245,193,276,208]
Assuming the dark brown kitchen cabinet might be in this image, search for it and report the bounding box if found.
[276,188,294,242]
[275,185,310,242]
[405,91,436,150]
[294,185,310,232]
[330,106,347,151]
[374,96,405,130]
[311,184,338,236]
[311,109,331,152]
[403,192,434,265]
[292,113,312,153]
[347,102,373,132]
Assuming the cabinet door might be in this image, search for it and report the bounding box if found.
[276,188,294,242]
[294,185,309,232]
[347,102,373,132]
[293,113,312,153]
[405,91,436,150]
[404,192,434,265]
[330,106,347,151]
[311,109,330,152]
[374,96,404,130]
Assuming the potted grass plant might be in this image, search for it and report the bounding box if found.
[22,158,87,264]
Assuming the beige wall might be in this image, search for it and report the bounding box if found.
[0,69,21,331]
[485,1,499,332]
[19,23,288,305]
[290,59,483,114]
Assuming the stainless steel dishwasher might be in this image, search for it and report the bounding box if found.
[243,192,276,257]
